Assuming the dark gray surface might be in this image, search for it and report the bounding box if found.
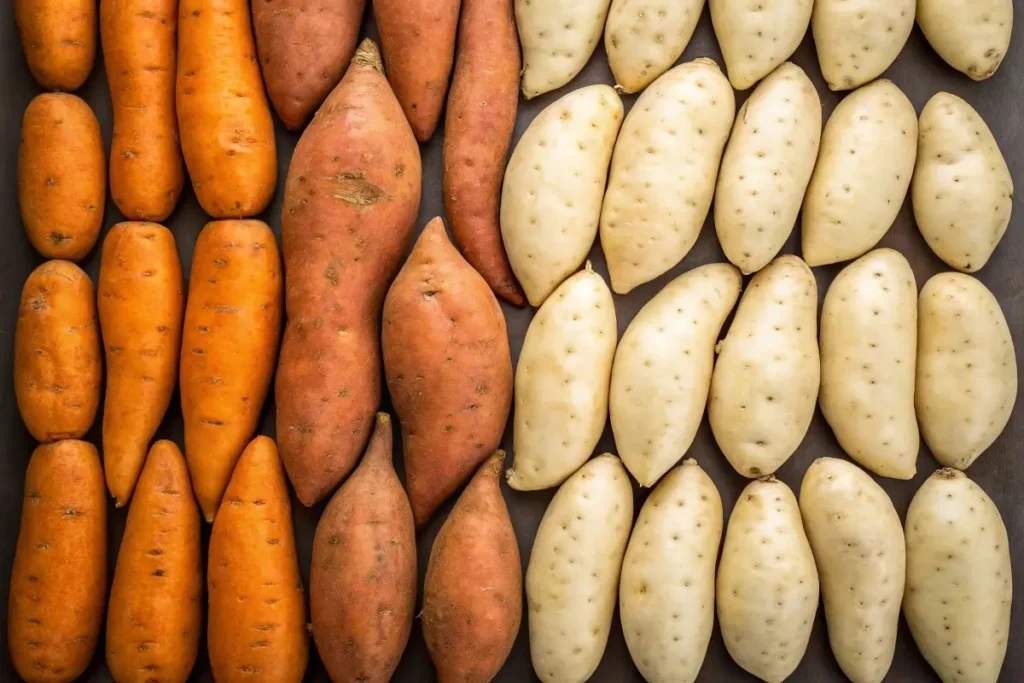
[1,3,1021,682]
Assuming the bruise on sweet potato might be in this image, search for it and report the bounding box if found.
[310,413,416,683]
[442,0,524,306]
[382,217,513,526]
[207,437,308,683]
[422,450,523,681]
[276,39,421,507]
[180,220,282,522]
[106,441,202,683]
[8,440,106,683]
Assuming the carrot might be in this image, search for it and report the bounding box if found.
[8,441,106,683]
[14,0,96,91]
[208,436,309,683]
[106,441,202,683]
[180,220,283,521]
[98,222,184,506]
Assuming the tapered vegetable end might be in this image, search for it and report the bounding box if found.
[933,467,966,481]
[352,39,384,73]
[361,413,395,469]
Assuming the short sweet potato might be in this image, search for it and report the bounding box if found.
[15,0,96,91]
[422,450,522,682]
[276,39,421,507]
[18,93,105,261]
[180,220,283,521]
[15,260,102,443]
[98,222,184,507]
[8,440,106,683]
[106,441,202,683]
[310,413,416,683]
[208,437,308,683]
[382,217,513,526]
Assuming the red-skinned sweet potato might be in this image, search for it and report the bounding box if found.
[276,39,421,507]
[382,217,513,526]
[310,413,416,683]
[443,0,524,306]
[422,450,523,681]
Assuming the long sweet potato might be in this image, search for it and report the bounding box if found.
[106,441,202,683]
[310,413,416,683]
[382,217,513,525]
[8,441,106,683]
[276,39,421,507]
[374,0,460,141]
[180,220,282,521]
[208,437,308,683]
[422,450,522,681]
[253,0,366,130]
[14,260,102,443]
[177,0,276,217]
[442,0,524,306]
[98,222,184,506]
[102,0,184,221]
[15,0,95,91]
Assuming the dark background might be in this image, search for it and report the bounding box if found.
[1,3,1022,682]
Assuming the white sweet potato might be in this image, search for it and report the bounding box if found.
[605,0,704,93]
[917,0,1013,80]
[710,0,812,89]
[516,0,612,98]
[812,0,915,90]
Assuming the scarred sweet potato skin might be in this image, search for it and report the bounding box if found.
[276,39,421,507]
[382,217,513,526]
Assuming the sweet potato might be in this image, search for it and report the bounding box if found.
[422,450,523,681]
[310,413,416,683]
[382,218,513,525]
[8,440,106,683]
[180,220,282,521]
[99,222,184,506]
[253,0,366,130]
[442,0,524,306]
[18,93,105,261]
[106,441,202,683]
[208,437,308,683]
[374,0,460,141]
[177,0,277,218]
[14,0,95,90]
[276,39,421,507]
[15,260,102,443]
[102,0,184,221]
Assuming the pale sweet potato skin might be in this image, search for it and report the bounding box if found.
[442,0,524,306]
[422,451,523,682]
[18,93,105,261]
[15,260,102,443]
[177,0,277,218]
[180,220,283,522]
[253,0,366,130]
[102,0,184,221]
[310,413,417,683]
[208,437,309,683]
[382,218,513,526]
[106,441,202,683]
[276,39,421,507]
[374,0,460,141]
[8,441,106,683]
[15,0,96,90]
[99,222,184,507]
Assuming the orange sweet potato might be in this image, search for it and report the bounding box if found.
[382,217,513,525]
[14,0,96,91]
[180,220,282,521]
[253,0,366,130]
[98,222,184,506]
[102,0,184,221]
[276,39,421,507]
[18,93,105,261]
[374,0,460,141]
[8,441,106,683]
[177,0,277,218]
[14,260,102,443]
[442,0,524,306]
[208,436,309,683]
[106,441,202,683]
[310,413,416,683]
[422,450,523,681]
